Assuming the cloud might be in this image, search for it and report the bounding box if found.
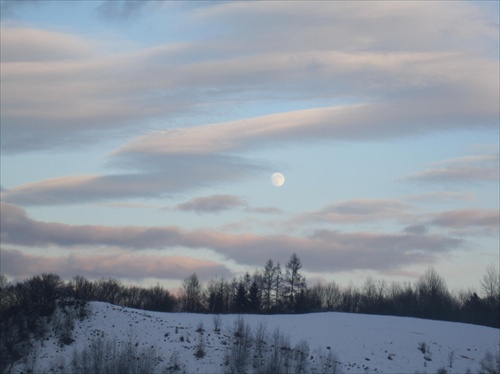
[113,85,498,156]
[404,191,476,203]
[1,154,264,206]
[1,247,232,282]
[95,0,154,20]
[403,225,429,235]
[244,206,284,215]
[294,199,413,225]
[0,27,94,63]
[0,202,184,248]
[193,2,498,54]
[1,1,498,153]
[431,209,499,235]
[1,203,464,273]
[405,153,499,184]
[0,0,45,17]
[176,194,248,214]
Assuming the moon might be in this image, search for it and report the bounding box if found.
[271,172,285,187]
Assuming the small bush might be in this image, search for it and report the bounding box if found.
[480,351,500,374]
[194,329,206,359]
[418,341,427,354]
[164,352,186,373]
[213,314,222,333]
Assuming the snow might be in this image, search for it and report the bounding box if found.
[15,301,500,373]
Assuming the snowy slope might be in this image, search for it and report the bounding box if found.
[15,301,500,374]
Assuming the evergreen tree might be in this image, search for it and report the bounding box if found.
[233,281,248,313]
[206,278,226,314]
[248,279,261,313]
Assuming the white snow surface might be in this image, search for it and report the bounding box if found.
[16,301,500,374]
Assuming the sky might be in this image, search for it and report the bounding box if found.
[1,0,499,292]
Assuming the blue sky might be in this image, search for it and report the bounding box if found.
[1,0,498,291]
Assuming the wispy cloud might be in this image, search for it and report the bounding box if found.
[175,194,248,214]
[1,203,464,273]
[404,191,476,203]
[1,1,498,153]
[0,27,95,62]
[1,1,497,288]
[293,199,414,225]
[95,0,154,21]
[1,247,232,282]
[405,153,499,183]
[431,209,499,235]
[1,155,264,206]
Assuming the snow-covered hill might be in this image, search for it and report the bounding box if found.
[13,301,500,374]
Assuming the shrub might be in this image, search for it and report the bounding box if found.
[227,316,253,373]
[164,352,186,373]
[313,347,342,374]
[213,314,222,333]
[418,341,427,354]
[194,326,206,359]
[480,351,500,374]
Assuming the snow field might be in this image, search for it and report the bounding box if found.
[15,301,500,374]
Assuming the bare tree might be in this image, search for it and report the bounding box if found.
[262,259,275,312]
[181,273,203,312]
[480,265,500,301]
[284,254,306,312]
[323,281,342,311]
[416,267,451,320]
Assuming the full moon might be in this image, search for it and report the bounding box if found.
[271,172,285,187]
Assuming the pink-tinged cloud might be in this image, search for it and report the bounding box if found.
[1,247,232,282]
[405,153,499,183]
[432,209,499,232]
[1,155,263,206]
[1,203,464,273]
[0,27,94,62]
[404,191,476,203]
[0,202,184,249]
[176,194,248,213]
[2,1,498,153]
[113,96,498,157]
[294,199,414,225]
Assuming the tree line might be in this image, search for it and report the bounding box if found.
[1,254,499,329]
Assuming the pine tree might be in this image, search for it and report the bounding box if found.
[248,279,261,313]
[233,281,248,313]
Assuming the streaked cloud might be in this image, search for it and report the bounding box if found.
[1,155,264,206]
[175,194,247,214]
[1,1,498,153]
[405,153,499,183]
[95,0,155,21]
[0,1,497,288]
[1,202,464,273]
[294,199,414,225]
[0,27,94,62]
[431,209,499,235]
[114,92,498,157]
[404,191,476,203]
[1,247,232,282]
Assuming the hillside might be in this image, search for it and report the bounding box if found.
[9,301,500,374]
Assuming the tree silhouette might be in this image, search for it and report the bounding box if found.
[181,273,203,312]
[284,253,306,312]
